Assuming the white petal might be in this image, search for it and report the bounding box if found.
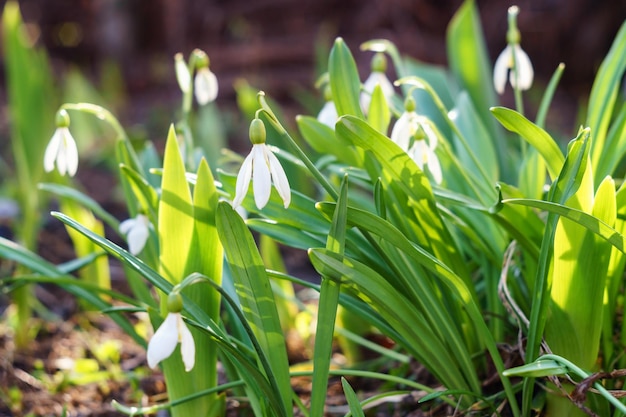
[127,216,149,255]
[421,121,438,150]
[360,72,394,112]
[194,68,218,105]
[426,148,443,184]
[177,315,195,372]
[410,140,428,169]
[253,145,272,209]
[493,46,511,94]
[317,101,338,128]
[232,150,254,208]
[147,313,179,369]
[175,55,191,93]
[119,218,136,235]
[390,112,415,151]
[63,129,79,177]
[266,149,291,208]
[44,130,62,173]
[509,45,534,91]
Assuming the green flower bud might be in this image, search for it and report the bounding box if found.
[323,85,333,102]
[371,52,387,73]
[249,118,266,145]
[193,49,210,69]
[167,292,184,313]
[404,96,416,113]
[55,109,70,128]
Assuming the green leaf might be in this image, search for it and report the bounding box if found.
[310,176,349,417]
[38,183,120,231]
[335,115,470,285]
[329,37,364,119]
[216,201,292,416]
[342,378,366,417]
[446,0,500,162]
[158,126,194,285]
[587,21,626,177]
[503,360,568,378]
[452,91,498,182]
[491,106,564,179]
[367,84,391,134]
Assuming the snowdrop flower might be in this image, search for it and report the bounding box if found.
[493,6,534,94]
[409,122,442,184]
[193,50,218,105]
[119,214,150,255]
[147,292,195,372]
[390,96,419,151]
[360,52,395,113]
[44,109,78,177]
[233,118,291,210]
[317,85,338,128]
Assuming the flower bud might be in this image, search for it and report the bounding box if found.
[371,52,387,73]
[56,109,70,128]
[249,118,266,145]
[404,96,416,113]
[167,292,183,313]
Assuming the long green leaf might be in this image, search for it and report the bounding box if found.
[446,0,501,167]
[491,106,564,179]
[329,38,364,119]
[216,201,291,417]
[310,175,349,417]
[588,20,626,176]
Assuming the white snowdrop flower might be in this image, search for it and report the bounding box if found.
[232,118,291,210]
[493,44,534,94]
[194,67,218,105]
[119,214,150,255]
[360,52,395,113]
[147,293,195,372]
[390,97,419,151]
[408,122,442,184]
[44,109,78,177]
[493,6,534,94]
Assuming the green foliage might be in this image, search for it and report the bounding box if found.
[3,2,626,417]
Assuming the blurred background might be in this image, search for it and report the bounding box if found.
[3,0,625,137]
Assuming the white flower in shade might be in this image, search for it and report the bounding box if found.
[493,44,534,94]
[147,312,195,372]
[360,72,394,113]
[360,52,395,113]
[390,109,419,152]
[194,67,218,105]
[408,122,442,184]
[233,119,291,210]
[317,100,338,128]
[119,214,150,255]
[44,110,78,177]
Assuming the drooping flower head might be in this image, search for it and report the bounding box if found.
[409,122,442,184]
[360,52,395,113]
[192,49,218,105]
[147,291,195,372]
[390,96,419,151]
[232,118,291,210]
[44,109,79,177]
[390,96,442,184]
[119,214,150,255]
[493,6,534,94]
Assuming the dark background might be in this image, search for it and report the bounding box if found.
[6,0,626,135]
